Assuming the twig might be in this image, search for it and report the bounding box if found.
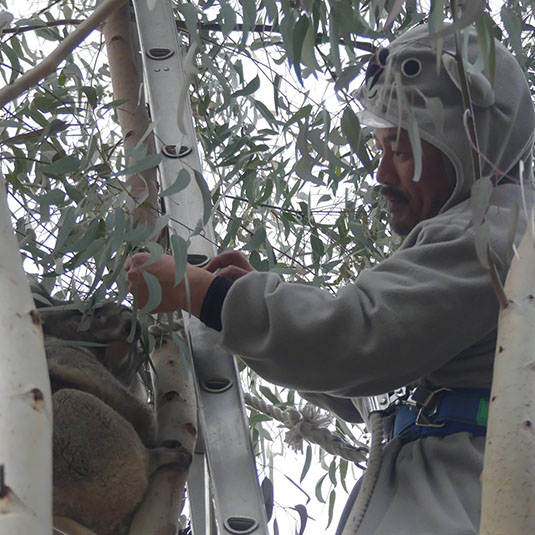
[0,0,128,109]
[462,110,518,184]
[1,20,83,34]
[487,246,509,309]
[450,0,481,181]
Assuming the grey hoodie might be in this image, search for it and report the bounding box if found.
[216,23,535,535]
[219,24,534,401]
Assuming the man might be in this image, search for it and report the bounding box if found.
[126,24,534,534]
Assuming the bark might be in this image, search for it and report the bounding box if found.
[100,3,159,230]
[129,330,197,535]
[480,228,535,535]
[0,178,53,534]
[0,0,128,108]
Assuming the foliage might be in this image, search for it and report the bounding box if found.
[1,0,534,532]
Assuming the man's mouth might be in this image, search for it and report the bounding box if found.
[381,187,408,208]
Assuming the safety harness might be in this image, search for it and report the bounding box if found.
[367,386,490,443]
[392,386,489,442]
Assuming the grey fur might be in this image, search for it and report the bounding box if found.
[32,282,191,535]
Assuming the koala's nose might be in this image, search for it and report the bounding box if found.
[120,309,142,340]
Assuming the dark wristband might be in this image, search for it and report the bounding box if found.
[199,276,234,331]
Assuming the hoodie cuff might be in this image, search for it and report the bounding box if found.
[199,276,234,331]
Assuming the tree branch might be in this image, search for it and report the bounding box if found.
[0,0,128,109]
[1,20,83,34]
[100,2,159,230]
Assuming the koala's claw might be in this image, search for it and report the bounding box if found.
[148,442,193,475]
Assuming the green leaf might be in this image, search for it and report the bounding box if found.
[292,503,308,535]
[253,99,278,125]
[109,208,126,253]
[140,241,164,267]
[147,213,171,242]
[170,234,189,285]
[39,155,80,176]
[220,1,236,36]
[328,459,337,485]
[232,75,260,98]
[327,489,336,527]
[314,473,327,503]
[259,385,280,405]
[300,444,312,482]
[242,226,267,251]
[395,73,422,182]
[239,0,257,31]
[35,189,65,206]
[70,219,101,252]
[501,6,523,59]
[284,105,313,130]
[261,478,274,522]
[301,15,320,71]
[160,169,191,197]
[140,271,162,313]
[340,107,372,171]
[474,220,490,270]
[193,171,213,226]
[117,152,162,177]
[53,207,76,254]
[292,16,309,83]
[475,13,496,86]
[471,176,493,227]
[178,3,200,43]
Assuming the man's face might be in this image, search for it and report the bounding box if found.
[374,127,454,235]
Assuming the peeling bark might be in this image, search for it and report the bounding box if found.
[100,3,159,230]
[129,330,197,535]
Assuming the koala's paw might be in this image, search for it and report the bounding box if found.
[147,441,193,475]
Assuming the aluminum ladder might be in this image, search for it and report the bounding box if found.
[131,1,269,533]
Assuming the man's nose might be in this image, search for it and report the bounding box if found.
[376,153,397,185]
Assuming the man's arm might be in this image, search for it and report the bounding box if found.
[125,250,254,317]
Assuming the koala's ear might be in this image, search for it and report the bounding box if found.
[28,278,57,308]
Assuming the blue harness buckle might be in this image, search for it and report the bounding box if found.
[391,387,490,443]
[414,387,451,428]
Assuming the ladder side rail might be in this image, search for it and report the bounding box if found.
[130,2,269,534]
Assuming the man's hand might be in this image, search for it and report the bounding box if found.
[205,250,255,280]
[125,253,215,315]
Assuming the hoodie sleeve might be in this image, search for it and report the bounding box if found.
[219,207,511,398]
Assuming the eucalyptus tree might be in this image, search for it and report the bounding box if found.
[0,0,533,533]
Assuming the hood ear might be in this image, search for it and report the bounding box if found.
[442,53,495,108]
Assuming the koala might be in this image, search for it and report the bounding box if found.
[32,282,191,535]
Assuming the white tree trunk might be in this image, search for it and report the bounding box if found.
[480,229,535,535]
[0,178,53,534]
[129,330,197,535]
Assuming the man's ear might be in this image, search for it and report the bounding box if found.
[442,53,495,108]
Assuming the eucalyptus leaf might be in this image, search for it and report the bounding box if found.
[471,176,493,227]
[193,171,213,226]
[340,107,372,171]
[170,234,189,285]
[39,155,80,176]
[34,189,65,206]
[139,242,165,268]
[140,271,162,313]
[116,153,162,177]
[232,75,260,98]
[160,169,191,197]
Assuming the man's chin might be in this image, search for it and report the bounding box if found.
[389,216,414,236]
